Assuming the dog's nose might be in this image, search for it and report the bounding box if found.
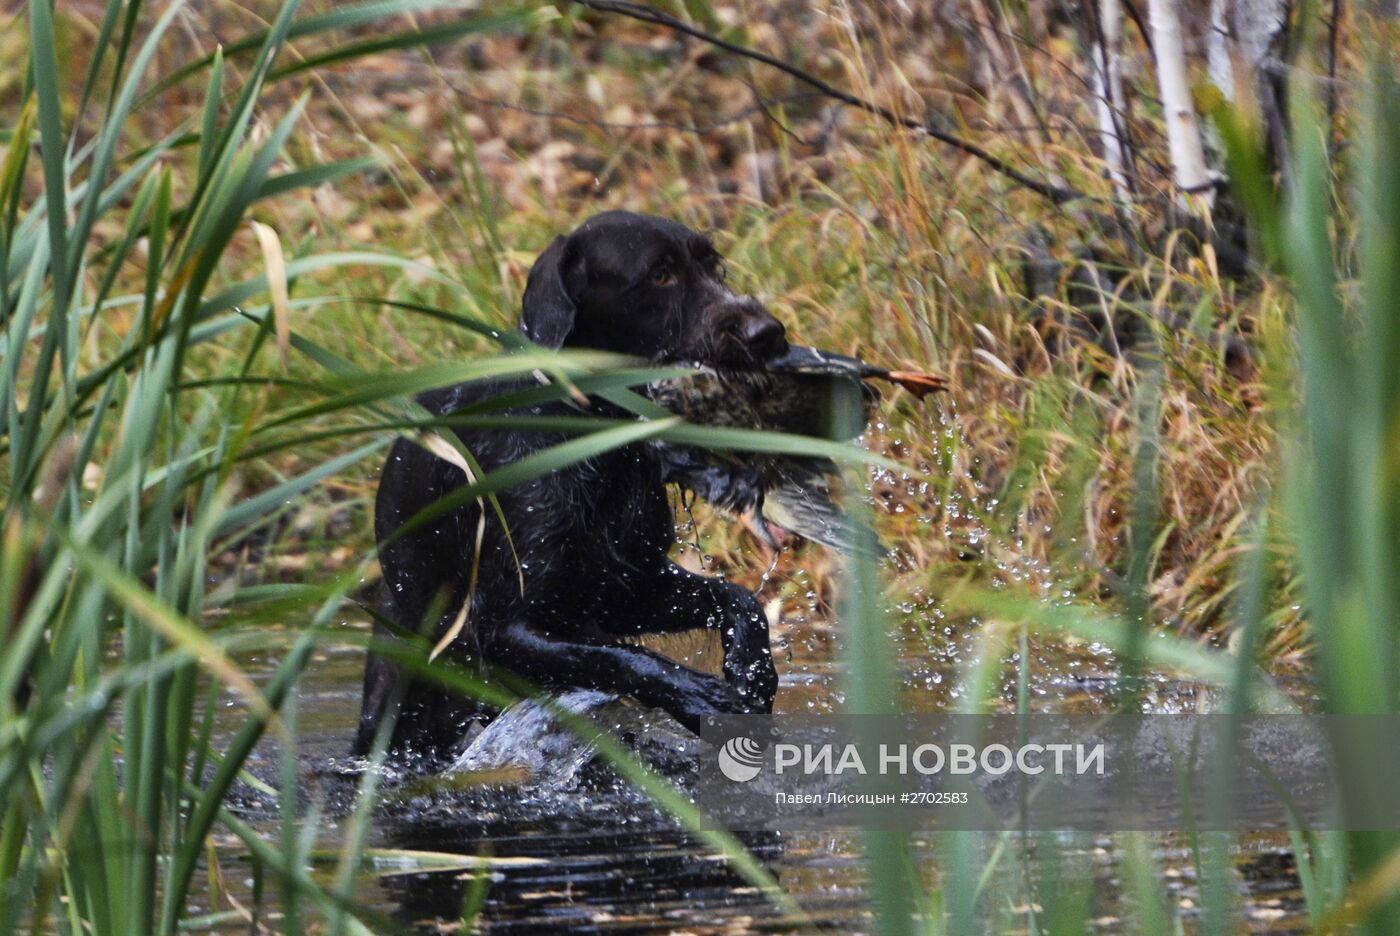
[742,315,788,360]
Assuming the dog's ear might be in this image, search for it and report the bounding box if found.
[520,235,583,349]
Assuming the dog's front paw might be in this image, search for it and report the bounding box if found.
[720,602,778,713]
[724,646,777,714]
[672,677,759,733]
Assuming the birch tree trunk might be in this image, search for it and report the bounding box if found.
[1204,0,1292,178]
[1232,0,1292,177]
[1092,0,1133,202]
[1146,0,1216,207]
[1231,0,1290,77]
[1207,0,1237,101]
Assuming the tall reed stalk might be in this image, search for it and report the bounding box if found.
[10,2,1400,934]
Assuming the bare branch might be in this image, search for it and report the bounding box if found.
[564,0,1089,205]
[1325,0,1343,143]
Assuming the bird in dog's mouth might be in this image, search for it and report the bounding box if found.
[647,345,947,554]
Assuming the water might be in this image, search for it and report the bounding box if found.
[198,612,1312,934]
[198,410,1311,932]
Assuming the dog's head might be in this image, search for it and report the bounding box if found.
[519,211,788,365]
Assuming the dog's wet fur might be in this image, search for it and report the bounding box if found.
[354,212,788,769]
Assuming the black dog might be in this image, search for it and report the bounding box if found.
[353,211,788,768]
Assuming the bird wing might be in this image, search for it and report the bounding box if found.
[658,446,764,515]
[761,463,886,558]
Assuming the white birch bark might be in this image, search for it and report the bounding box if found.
[1232,0,1289,75]
[1146,0,1215,207]
[1206,0,1290,99]
[1235,0,1292,175]
[1092,0,1132,201]
[1207,0,1236,101]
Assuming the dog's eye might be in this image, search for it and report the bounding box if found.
[649,267,677,288]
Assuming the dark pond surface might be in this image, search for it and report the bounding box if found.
[197,618,1314,935]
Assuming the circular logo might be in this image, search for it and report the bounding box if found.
[717,737,764,782]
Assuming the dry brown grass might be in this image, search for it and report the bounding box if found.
[8,0,1353,661]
